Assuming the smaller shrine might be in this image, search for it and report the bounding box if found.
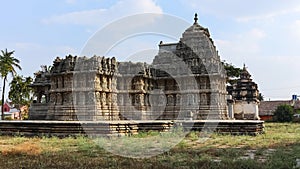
[227,64,260,120]
[29,65,51,120]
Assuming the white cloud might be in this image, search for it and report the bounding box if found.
[214,24,300,100]
[42,0,162,25]
[215,28,266,60]
[183,0,300,23]
[0,41,79,77]
[290,20,300,37]
[236,6,300,23]
[236,28,266,40]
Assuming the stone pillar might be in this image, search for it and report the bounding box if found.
[254,103,260,120]
[227,95,234,119]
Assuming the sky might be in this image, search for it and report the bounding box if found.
[1,0,300,100]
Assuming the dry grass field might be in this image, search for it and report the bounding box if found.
[0,123,299,169]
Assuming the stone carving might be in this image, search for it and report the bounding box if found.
[140,94,144,106]
[227,64,260,120]
[102,76,107,90]
[112,94,117,106]
[29,14,229,121]
[101,92,106,106]
[176,94,181,105]
[200,93,207,105]
[56,93,62,105]
[88,91,95,104]
[96,92,101,103]
[50,93,56,104]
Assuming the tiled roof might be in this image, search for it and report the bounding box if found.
[259,100,293,116]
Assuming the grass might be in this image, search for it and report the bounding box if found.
[0,123,299,168]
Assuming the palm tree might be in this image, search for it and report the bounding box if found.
[0,49,22,120]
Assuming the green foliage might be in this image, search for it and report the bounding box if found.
[0,48,21,78]
[273,105,295,122]
[258,93,264,101]
[222,61,264,101]
[0,48,22,120]
[8,75,33,107]
[4,116,13,120]
[222,62,242,85]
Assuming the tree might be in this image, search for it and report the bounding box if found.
[273,104,294,122]
[223,61,264,101]
[222,62,242,85]
[9,75,32,120]
[0,49,22,120]
[258,93,264,101]
[8,75,33,107]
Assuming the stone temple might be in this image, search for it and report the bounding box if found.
[29,14,229,121]
[227,64,260,120]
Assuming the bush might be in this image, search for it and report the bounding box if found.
[4,116,13,120]
[273,104,294,122]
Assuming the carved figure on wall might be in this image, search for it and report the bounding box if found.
[111,78,117,91]
[112,94,117,105]
[57,93,62,105]
[167,95,174,106]
[135,94,140,105]
[94,75,100,89]
[139,94,144,106]
[78,92,85,104]
[211,93,219,104]
[88,91,95,104]
[65,76,70,88]
[96,92,101,103]
[101,92,106,106]
[63,93,68,104]
[102,76,107,90]
[118,94,124,105]
[107,93,112,105]
[176,94,181,105]
[159,94,166,106]
[200,93,207,105]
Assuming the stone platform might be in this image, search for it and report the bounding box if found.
[0,120,264,137]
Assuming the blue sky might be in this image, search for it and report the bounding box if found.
[1,0,300,100]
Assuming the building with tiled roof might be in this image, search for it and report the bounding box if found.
[259,100,300,120]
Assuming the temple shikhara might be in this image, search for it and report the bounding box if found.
[29,14,259,122]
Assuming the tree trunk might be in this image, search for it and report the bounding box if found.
[1,76,7,120]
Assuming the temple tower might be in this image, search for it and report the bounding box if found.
[227,64,260,120]
[152,14,228,120]
[29,14,229,121]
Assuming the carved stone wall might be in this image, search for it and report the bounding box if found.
[29,15,229,121]
[29,66,51,120]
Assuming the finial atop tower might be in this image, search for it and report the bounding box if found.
[194,13,198,24]
[243,63,247,70]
